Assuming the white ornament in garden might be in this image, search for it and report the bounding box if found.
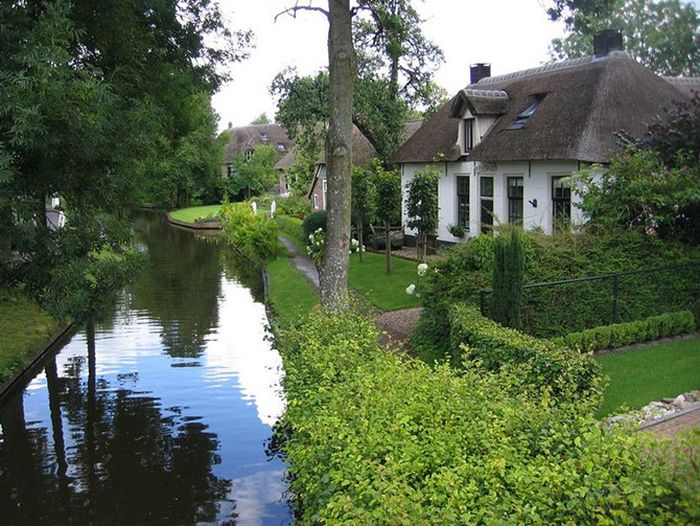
[251,201,257,214]
[270,200,276,219]
[405,284,416,295]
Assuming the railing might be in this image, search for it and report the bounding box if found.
[479,261,700,336]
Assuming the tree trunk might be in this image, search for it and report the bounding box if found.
[385,219,392,273]
[320,0,355,311]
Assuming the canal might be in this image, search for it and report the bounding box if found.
[0,212,290,525]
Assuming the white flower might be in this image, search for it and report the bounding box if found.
[417,263,428,276]
[308,234,314,241]
[405,284,416,295]
[351,238,359,247]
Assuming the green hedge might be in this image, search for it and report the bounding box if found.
[220,203,279,262]
[413,228,700,360]
[277,311,699,524]
[448,303,603,403]
[302,210,327,239]
[553,310,696,353]
[275,215,304,248]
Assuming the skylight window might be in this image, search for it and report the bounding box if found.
[507,95,545,130]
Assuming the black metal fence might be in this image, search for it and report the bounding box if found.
[479,261,700,338]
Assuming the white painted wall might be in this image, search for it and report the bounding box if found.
[401,159,586,241]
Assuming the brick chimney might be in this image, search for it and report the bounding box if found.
[470,63,491,84]
[593,30,624,57]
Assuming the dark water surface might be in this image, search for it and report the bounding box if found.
[0,212,290,525]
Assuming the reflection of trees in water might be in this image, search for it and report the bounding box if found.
[221,250,264,303]
[130,212,222,358]
[0,322,233,525]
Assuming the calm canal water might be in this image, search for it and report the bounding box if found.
[0,212,290,525]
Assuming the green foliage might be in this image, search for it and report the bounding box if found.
[554,310,697,353]
[549,0,700,76]
[490,230,525,329]
[224,145,279,199]
[41,247,144,323]
[448,304,603,403]
[405,165,439,261]
[277,194,311,219]
[372,162,401,225]
[413,227,699,359]
[447,224,465,238]
[276,310,699,524]
[275,215,305,249]
[0,291,63,385]
[302,210,328,240]
[578,149,700,244]
[220,203,279,263]
[249,113,271,125]
[169,204,222,224]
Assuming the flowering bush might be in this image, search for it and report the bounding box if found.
[306,228,325,265]
[406,262,429,297]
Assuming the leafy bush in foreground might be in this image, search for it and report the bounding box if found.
[277,311,698,524]
[220,203,278,262]
[553,310,697,353]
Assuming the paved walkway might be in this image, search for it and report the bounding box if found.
[279,236,319,287]
[642,407,700,438]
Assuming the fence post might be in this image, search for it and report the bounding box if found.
[611,275,620,324]
[479,290,486,316]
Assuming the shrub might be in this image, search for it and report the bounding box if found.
[275,215,304,246]
[220,202,279,262]
[555,310,697,353]
[277,194,311,218]
[448,303,603,403]
[277,310,699,524]
[302,210,327,240]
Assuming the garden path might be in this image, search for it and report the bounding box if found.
[278,236,319,287]
[642,407,700,438]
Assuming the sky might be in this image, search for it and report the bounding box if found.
[212,0,569,132]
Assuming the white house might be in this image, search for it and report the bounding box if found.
[394,31,698,244]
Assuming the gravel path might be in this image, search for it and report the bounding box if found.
[642,407,700,438]
[375,307,423,346]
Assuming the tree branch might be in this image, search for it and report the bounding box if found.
[275,1,329,22]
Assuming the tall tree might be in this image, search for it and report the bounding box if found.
[550,0,700,76]
[372,163,401,272]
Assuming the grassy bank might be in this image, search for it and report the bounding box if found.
[266,254,318,326]
[169,204,222,224]
[0,292,63,384]
[596,336,700,417]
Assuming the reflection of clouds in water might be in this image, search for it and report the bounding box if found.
[204,277,286,427]
[225,470,288,526]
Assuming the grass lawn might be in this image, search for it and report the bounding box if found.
[348,251,422,311]
[266,254,318,326]
[0,292,63,384]
[169,204,222,224]
[595,336,700,417]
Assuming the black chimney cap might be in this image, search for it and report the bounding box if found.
[593,30,624,57]
[470,63,491,85]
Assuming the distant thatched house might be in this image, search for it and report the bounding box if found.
[307,120,423,211]
[393,30,699,244]
[222,123,293,182]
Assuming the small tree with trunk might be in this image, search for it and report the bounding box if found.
[373,163,401,273]
[351,165,375,263]
[490,229,525,329]
[405,166,439,262]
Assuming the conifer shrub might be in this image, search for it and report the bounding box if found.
[276,310,699,524]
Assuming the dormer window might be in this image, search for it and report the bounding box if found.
[277,143,286,151]
[260,132,268,141]
[463,118,475,151]
[508,95,545,130]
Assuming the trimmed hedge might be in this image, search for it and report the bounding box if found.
[448,303,603,403]
[277,311,699,524]
[275,215,304,248]
[302,210,327,240]
[553,310,696,353]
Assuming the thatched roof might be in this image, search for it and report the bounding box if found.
[274,150,294,171]
[223,123,293,162]
[663,76,700,98]
[394,52,690,164]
